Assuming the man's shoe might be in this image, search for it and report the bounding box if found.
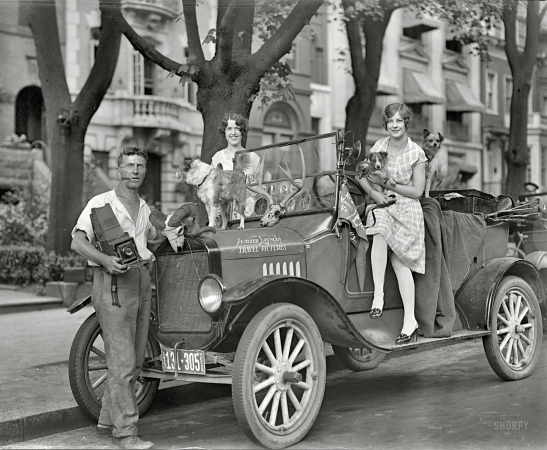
[96,425,112,437]
[112,436,154,449]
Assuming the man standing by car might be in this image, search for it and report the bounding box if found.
[71,147,158,449]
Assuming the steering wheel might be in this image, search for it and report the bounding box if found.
[345,175,368,198]
[312,172,337,208]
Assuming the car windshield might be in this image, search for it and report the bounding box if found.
[233,133,338,220]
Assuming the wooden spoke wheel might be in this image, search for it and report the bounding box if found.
[332,345,386,371]
[233,303,326,449]
[483,276,543,381]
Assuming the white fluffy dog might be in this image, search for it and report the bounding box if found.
[176,159,247,230]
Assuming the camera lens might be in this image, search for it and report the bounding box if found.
[124,247,134,256]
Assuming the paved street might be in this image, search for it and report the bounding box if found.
[4,336,546,450]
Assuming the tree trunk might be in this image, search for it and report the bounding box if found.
[342,2,394,159]
[502,0,541,199]
[48,116,86,254]
[28,0,122,254]
[504,75,531,198]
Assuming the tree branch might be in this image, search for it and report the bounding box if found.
[251,0,323,76]
[111,8,182,75]
[182,0,205,64]
[217,0,238,70]
[27,1,72,119]
[523,0,541,72]
[75,0,123,128]
[502,0,520,71]
[342,0,366,90]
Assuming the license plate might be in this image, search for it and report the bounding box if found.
[160,344,206,375]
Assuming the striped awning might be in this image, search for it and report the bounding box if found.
[446,81,485,113]
[403,70,445,105]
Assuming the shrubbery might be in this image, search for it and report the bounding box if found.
[0,185,86,286]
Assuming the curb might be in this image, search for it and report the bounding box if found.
[0,407,92,446]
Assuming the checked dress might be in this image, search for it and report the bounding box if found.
[365,136,427,274]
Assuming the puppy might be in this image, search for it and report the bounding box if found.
[176,159,247,230]
[422,129,444,198]
[356,152,395,204]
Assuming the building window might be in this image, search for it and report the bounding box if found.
[311,117,320,135]
[311,47,325,84]
[284,41,297,72]
[133,51,144,95]
[445,39,462,53]
[486,71,498,114]
[133,51,154,95]
[504,77,512,115]
[264,109,291,129]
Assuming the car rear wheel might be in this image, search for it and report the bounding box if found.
[483,276,543,381]
[331,345,386,371]
[68,313,160,421]
[233,303,326,449]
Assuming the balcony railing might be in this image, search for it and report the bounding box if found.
[98,94,195,132]
[446,120,468,141]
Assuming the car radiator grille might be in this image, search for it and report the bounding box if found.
[156,252,212,334]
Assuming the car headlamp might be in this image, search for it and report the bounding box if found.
[198,274,226,315]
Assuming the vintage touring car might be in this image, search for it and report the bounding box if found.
[68,131,544,449]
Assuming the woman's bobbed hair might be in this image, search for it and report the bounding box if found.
[218,112,248,139]
[381,103,414,131]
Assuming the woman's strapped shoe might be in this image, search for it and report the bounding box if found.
[112,436,154,449]
[395,324,419,345]
[370,308,383,319]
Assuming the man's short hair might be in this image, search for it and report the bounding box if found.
[118,147,148,167]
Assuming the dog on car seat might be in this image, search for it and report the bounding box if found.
[422,128,444,198]
[356,152,395,204]
[176,159,247,230]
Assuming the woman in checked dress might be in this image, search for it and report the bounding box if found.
[357,103,427,344]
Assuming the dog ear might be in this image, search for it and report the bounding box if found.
[423,129,430,137]
[439,132,445,142]
[379,151,388,159]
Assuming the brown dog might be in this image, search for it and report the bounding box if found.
[176,159,247,230]
[422,128,444,198]
[356,152,395,203]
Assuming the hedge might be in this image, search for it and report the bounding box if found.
[0,245,67,286]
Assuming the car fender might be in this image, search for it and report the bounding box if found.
[223,275,388,353]
[455,257,544,331]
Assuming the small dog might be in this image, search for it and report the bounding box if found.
[356,152,395,204]
[422,129,444,198]
[149,203,215,252]
[176,159,247,230]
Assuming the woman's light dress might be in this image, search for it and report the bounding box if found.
[365,136,427,274]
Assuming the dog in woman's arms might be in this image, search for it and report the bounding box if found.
[176,159,247,230]
[355,152,395,204]
[422,128,444,198]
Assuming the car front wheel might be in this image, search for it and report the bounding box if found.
[232,303,326,449]
[483,276,543,381]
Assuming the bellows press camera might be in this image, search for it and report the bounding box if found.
[90,204,144,267]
